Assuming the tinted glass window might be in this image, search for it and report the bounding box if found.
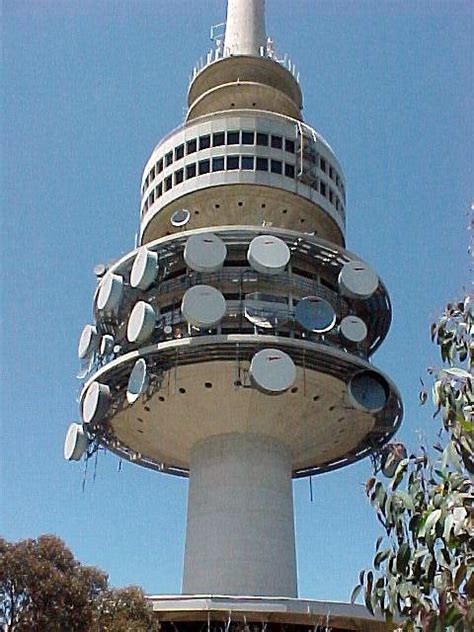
[186,139,197,154]
[320,181,327,196]
[256,157,268,171]
[165,151,173,167]
[285,139,295,153]
[271,160,282,174]
[164,175,172,191]
[227,131,240,145]
[199,135,211,150]
[157,159,163,173]
[175,169,184,185]
[271,135,283,149]
[241,156,254,170]
[320,157,327,172]
[213,132,225,146]
[227,155,240,170]
[212,156,225,172]
[242,131,255,145]
[186,163,196,179]
[285,163,295,178]
[256,132,268,146]
[175,144,184,160]
[198,159,210,174]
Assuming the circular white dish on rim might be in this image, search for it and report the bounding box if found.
[340,315,368,343]
[295,296,336,333]
[348,370,389,412]
[247,235,290,275]
[127,301,157,345]
[338,261,378,299]
[64,423,89,461]
[78,324,98,359]
[127,358,148,404]
[171,208,191,227]
[181,285,226,328]
[82,381,111,424]
[249,348,296,394]
[130,248,158,290]
[184,232,227,273]
[97,273,124,313]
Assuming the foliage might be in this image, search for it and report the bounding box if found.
[93,586,158,631]
[0,534,157,631]
[352,298,474,631]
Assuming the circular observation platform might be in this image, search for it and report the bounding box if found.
[147,595,397,631]
[80,333,402,477]
[73,226,401,476]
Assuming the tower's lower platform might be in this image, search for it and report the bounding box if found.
[147,595,396,631]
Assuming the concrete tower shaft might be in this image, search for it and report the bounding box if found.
[224,0,267,56]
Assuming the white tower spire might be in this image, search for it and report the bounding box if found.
[224,0,267,56]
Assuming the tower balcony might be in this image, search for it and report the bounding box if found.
[139,112,346,245]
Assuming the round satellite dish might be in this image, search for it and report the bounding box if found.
[127,302,157,345]
[113,344,122,354]
[93,263,107,278]
[184,233,227,273]
[82,381,111,424]
[244,293,288,329]
[77,354,94,380]
[247,235,290,275]
[99,334,115,356]
[250,348,296,394]
[340,315,368,343]
[127,358,149,404]
[181,285,226,328]
[381,443,408,478]
[295,296,336,333]
[339,261,379,299]
[130,248,158,290]
[78,324,98,359]
[163,325,173,336]
[348,370,389,413]
[97,273,124,313]
[64,423,89,461]
[171,208,191,227]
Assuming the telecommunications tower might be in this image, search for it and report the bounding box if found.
[65,0,402,627]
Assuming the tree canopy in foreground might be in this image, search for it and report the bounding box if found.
[0,534,158,631]
[353,297,473,631]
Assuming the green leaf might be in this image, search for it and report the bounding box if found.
[395,490,415,513]
[350,584,363,604]
[374,549,391,570]
[396,543,411,575]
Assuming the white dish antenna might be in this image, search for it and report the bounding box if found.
[130,248,159,290]
[97,273,124,313]
[340,315,368,343]
[127,301,158,345]
[348,370,389,412]
[295,296,336,333]
[171,208,191,227]
[82,381,111,424]
[64,423,89,461]
[244,293,288,329]
[247,235,290,275]
[78,324,98,359]
[250,348,296,394]
[339,261,378,299]
[126,358,149,404]
[77,354,94,380]
[93,263,107,278]
[99,334,115,356]
[181,285,226,328]
[184,233,227,273]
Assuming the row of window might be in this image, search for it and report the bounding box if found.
[141,154,345,217]
[142,130,298,195]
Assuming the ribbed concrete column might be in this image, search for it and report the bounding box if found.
[224,0,267,57]
[182,433,297,597]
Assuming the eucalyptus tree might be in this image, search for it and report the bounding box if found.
[352,298,473,631]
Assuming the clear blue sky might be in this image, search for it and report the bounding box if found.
[2,0,472,603]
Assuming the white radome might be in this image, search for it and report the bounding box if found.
[127,301,157,345]
[181,285,226,328]
[184,232,227,273]
[247,235,290,275]
[64,423,89,461]
[130,248,158,290]
[82,381,111,424]
[250,348,296,393]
